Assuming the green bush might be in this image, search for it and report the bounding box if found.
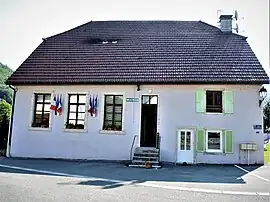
[0,99,11,123]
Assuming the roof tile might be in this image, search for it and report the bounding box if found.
[7,20,269,85]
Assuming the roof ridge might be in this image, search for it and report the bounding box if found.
[198,21,221,32]
[44,20,202,40]
[44,20,93,40]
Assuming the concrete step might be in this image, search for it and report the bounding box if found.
[133,156,159,160]
[133,152,159,156]
[135,147,159,153]
[128,164,161,168]
[129,147,161,169]
[132,159,159,164]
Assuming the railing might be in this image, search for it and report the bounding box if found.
[130,134,138,161]
[156,132,161,162]
[156,132,161,149]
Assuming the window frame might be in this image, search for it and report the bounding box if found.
[65,94,87,130]
[102,94,124,131]
[31,93,51,129]
[206,90,223,113]
[205,129,223,153]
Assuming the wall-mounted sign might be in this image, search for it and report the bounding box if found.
[126,98,139,102]
[253,125,262,130]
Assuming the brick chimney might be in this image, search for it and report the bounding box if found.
[219,15,233,33]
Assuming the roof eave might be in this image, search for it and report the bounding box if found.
[7,80,270,86]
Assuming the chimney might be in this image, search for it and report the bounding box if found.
[219,14,233,33]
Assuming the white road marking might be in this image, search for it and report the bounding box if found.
[0,164,122,183]
[0,164,269,196]
[234,165,270,182]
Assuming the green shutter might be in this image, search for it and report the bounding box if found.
[196,90,206,113]
[225,130,233,153]
[196,129,205,152]
[223,91,234,114]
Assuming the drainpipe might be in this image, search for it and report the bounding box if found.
[6,85,17,157]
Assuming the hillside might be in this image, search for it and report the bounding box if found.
[0,63,13,104]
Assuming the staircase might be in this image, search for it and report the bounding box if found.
[128,147,161,168]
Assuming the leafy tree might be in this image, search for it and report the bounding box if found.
[263,99,270,133]
[0,99,11,123]
[0,63,13,104]
[0,99,11,150]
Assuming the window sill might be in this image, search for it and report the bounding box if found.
[28,127,52,132]
[99,130,125,135]
[205,112,224,115]
[204,150,224,155]
[63,128,87,133]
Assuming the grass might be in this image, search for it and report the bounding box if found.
[264,143,270,164]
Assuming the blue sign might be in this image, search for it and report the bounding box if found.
[126,98,139,102]
[253,125,262,130]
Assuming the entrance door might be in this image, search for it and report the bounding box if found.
[140,95,158,147]
[177,130,194,163]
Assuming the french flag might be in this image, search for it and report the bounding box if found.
[93,95,98,117]
[56,94,62,116]
[88,95,93,116]
[50,94,57,111]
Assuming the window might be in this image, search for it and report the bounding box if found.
[142,95,158,105]
[206,91,222,113]
[180,130,191,150]
[103,95,123,131]
[32,93,51,128]
[66,94,86,129]
[206,130,222,152]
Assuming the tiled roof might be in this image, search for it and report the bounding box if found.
[7,21,269,85]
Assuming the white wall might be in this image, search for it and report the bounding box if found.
[10,84,264,164]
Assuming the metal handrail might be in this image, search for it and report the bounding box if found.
[130,135,138,161]
[156,132,161,149]
[156,132,161,162]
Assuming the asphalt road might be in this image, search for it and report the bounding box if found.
[0,158,269,202]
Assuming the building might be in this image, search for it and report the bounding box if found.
[6,15,269,165]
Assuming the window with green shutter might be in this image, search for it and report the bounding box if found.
[196,129,205,152]
[196,90,206,113]
[223,91,234,114]
[225,130,233,153]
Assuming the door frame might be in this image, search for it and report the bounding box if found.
[138,94,159,148]
[176,128,195,164]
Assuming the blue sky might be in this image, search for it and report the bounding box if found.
[0,0,269,77]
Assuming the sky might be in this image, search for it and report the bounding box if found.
[0,0,269,76]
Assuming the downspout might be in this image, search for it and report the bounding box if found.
[6,85,17,157]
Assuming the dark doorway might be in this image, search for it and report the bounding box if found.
[140,95,158,147]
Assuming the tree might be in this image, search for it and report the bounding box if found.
[263,99,270,133]
[0,99,11,123]
[0,99,11,150]
[0,63,13,104]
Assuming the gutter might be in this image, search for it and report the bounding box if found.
[6,85,17,157]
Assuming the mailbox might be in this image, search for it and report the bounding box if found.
[239,143,258,151]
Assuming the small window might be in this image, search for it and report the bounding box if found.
[206,91,222,113]
[142,95,158,105]
[206,130,222,152]
[32,94,51,128]
[103,95,123,131]
[66,94,86,129]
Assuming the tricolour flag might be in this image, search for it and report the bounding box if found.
[93,95,98,117]
[50,94,57,111]
[88,95,93,116]
[56,94,62,116]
